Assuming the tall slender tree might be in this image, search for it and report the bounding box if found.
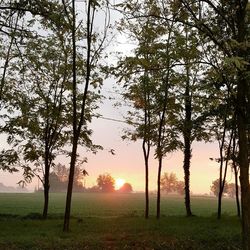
[63,0,110,231]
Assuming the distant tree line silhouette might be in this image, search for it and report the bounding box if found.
[35,165,133,193]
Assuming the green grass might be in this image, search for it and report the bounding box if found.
[0,192,239,217]
[0,193,242,249]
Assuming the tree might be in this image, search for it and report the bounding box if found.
[0,2,73,219]
[53,163,68,183]
[210,179,229,197]
[208,95,236,219]
[160,172,178,193]
[96,173,115,192]
[172,24,207,217]
[0,1,60,184]
[73,165,87,192]
[50,163,87,192]
[115,0,161,219]
[49,172,67,193]
[0,15,74,218]
[227,183,238,199]
[115,2,156,218]
[176,181,185,195]
[63,0,109,232]
[119,183,133,193]
[160,173,184,195]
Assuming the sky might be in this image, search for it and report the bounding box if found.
[0,1,234,194]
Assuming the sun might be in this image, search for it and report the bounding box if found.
[115,178,125,190]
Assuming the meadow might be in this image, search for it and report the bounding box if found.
[0,192,242,249]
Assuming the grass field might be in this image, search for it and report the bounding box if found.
[0,193,242,249]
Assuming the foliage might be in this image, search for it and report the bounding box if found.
[209,181,240,199]
[118,183,133,193]
[96,173,115,192]
[227,183,239,198]
[45,163,86,193]
[175,181,185,195]
[0,3,74,186]
[210,179,229,197]
[160,172,184,195]
[161,172,178,193]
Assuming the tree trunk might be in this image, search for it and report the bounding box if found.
[237,75,250,249]
[219,127,233,219]
[142,74,151,219]
[157,156,163,219]
[183,140,192,216]
[156,74,169,219]
[217,117,227,220]
[236,2,250,248]
[43,182,49,218]
[238,121,250,250]
[42,145,50,219]
[63,0,93,232]
[183,63,193,217]
[63,0,78,232]
[142,138,150,219]
[232,131,241,217]
[63,141,77,232]
[234,165,241,218]
[156,107,167,219]
[217,189,222,218]
[218,142,232,220]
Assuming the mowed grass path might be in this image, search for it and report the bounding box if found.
[0,193,242,249]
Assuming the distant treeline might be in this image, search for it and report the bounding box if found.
[35,164,132,193]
